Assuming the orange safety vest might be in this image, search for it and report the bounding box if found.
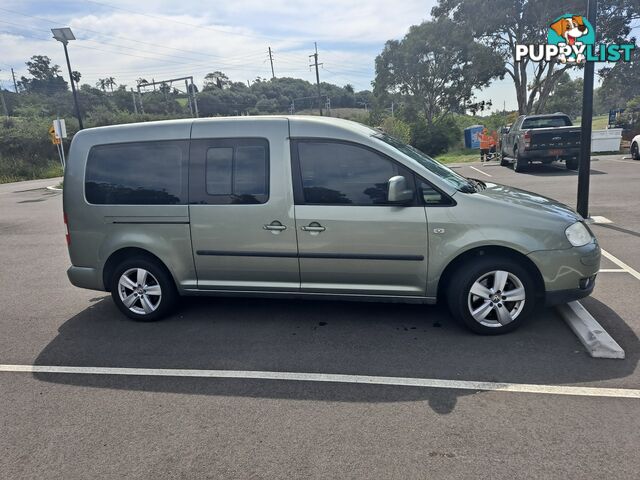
[478,132,492,149]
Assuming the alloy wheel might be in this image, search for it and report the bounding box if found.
[467,270,526,328]
[117,268,162,315]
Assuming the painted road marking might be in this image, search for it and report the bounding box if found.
[601,249,640,281]
[590,216,613,224]
[1,364,639,399]
[600,158,639,165]
[599,269,627,273]
[469,166,492,177]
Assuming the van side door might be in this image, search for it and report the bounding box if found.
[290,139,428,296]
[189,119,299,291]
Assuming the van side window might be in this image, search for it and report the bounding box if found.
[191,138,269,205]
[294,141,412,205]
[85,141,187,205]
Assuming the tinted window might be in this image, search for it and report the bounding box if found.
[206,148,233,195]
[297,142,408,205]
[522,116,571,129]
[204,144,268,203]
[85,141,186,205]
[419,181,451,205]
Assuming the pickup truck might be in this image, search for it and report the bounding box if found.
[500,114,581,172]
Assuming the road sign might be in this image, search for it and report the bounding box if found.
[53,118,67,139]
[49,125,61,145]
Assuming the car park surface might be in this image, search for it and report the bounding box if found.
[1,154,639,478]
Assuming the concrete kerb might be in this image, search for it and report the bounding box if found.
[556,301,625,359]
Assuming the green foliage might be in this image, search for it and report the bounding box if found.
[541,73,584,119]
[379,117,411,143]
[374,17,504,124]
[411,116,462,156]
[0,117,64,182]
[597,48,640,111]
[432,0,638,114]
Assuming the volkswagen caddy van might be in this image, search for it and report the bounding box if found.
[63,116,600,334]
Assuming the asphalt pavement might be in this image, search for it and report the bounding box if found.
[1,156,639,479]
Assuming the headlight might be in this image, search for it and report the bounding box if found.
[565,222,592,247]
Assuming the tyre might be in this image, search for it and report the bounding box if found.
[446,256,536,335]
[500,155,509,166]
[513,148,527,173]
[566,157,579,170]
[110,256,177,321]
[632,142,640,160]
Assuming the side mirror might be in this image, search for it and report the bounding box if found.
[387,175,414,204]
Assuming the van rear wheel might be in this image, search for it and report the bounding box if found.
[447,256,536,335]
[110,257,177,321]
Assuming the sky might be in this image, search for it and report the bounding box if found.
[0,1,637,114]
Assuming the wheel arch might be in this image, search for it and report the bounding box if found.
[102,247,177,292]
[436,245,545,303]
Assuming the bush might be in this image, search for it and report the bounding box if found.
[411,116,462,155]
[379,117,411,143]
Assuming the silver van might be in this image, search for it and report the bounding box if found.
[64,116,600,334]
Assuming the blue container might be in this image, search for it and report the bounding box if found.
[464,125,484,149]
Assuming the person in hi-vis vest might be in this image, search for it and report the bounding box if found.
[477,128,492,162]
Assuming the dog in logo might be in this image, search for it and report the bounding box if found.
[550,15,589,63]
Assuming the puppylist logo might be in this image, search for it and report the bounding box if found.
[515,14,635,64]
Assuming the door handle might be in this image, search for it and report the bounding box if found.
[301,222,326,232]
[263,221,287,231]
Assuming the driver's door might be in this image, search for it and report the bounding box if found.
[291,139,428,296]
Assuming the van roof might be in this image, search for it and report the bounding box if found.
[80,115,373,135]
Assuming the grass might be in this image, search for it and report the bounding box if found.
[575,114,609,130]
[435,150,479,164]
[0,160,63,184]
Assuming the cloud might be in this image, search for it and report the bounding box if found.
[1,0,434,91]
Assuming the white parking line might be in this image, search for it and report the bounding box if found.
[599,269,627,273]
[600,158,638,165]
[469,166,492,177]
[601,249,640,281]
[1,364,639,399]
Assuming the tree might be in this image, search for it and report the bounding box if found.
[18,55,68,94]
[96,78,107,92]
[542,73,584,118]
[105,77,116,92]
[374,17,504,125]
[71,71,82,88]
[432,0,639,114]
[597,47,640,110]
[204,71,230,90]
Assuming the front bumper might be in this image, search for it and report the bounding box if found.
[527,241,600,304]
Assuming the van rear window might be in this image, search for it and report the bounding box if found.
[85,141,187,205]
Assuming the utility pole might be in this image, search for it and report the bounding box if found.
[11,68,18,93]
[131,88,138,114]
[62,41,83,129]
[309,42,323,116]
[268,47,275,80]
[577,0,597,219]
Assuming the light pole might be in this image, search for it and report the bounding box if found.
[576,0,597,219]
[51,27,83,130]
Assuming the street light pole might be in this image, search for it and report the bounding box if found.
[62,42,83,130]
[52,28,83,130]
[576,0,597,219]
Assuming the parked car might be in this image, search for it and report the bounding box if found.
[64,116,600,334]
[631,134,640,160]
[500,113,581,172]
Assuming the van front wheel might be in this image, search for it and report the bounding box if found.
[447,257,536,335]
[110,257,177,321]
